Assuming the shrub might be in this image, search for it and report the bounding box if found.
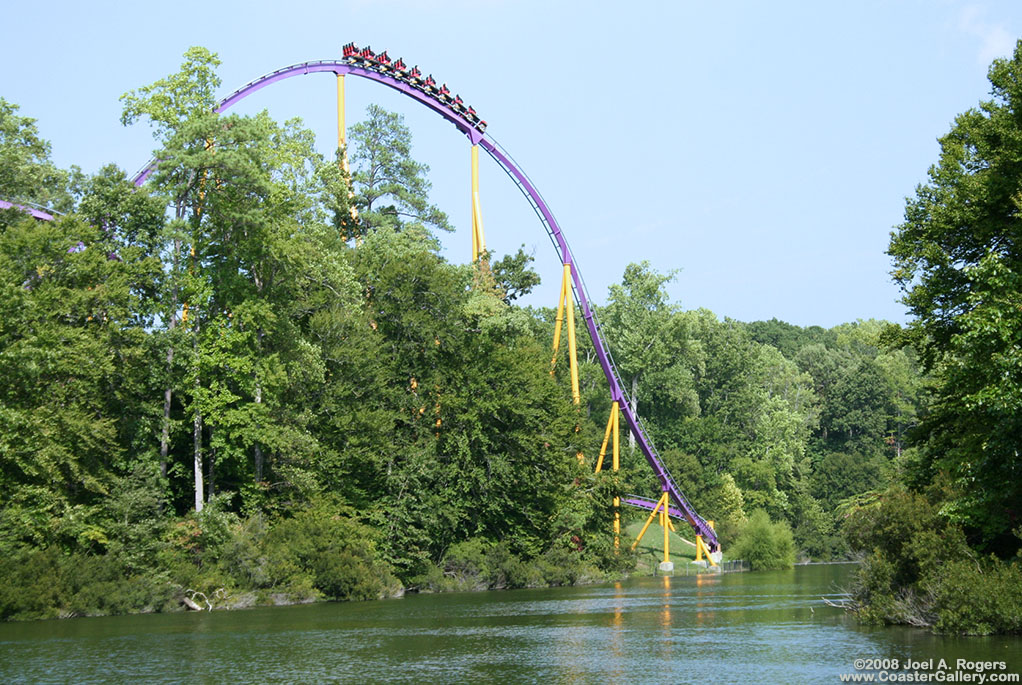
[0,548,65,620]
[843,487,1022,633]
[844,488,943,587]
[62,553,175,617]
[926,558,1022,635]
[0,548,177,620]
[262,501,401,601]
[431,538,542,592]
[536,545,604,586]
[729,509,796,570]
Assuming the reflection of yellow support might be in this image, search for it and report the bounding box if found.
[471,145,486,262]
[631,492,668,550]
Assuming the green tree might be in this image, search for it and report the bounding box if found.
[744,318,834,360]
[0,209,157,552]
[121,47,224,508]
[0,98,73,212]
[348,104,450,236]
[888,41,1022,549]
[602,262,701,453]
[729,509,796,570]
[490,246,541,304]
[122,48,363,514]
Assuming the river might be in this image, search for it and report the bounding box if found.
[1,564,1019,683]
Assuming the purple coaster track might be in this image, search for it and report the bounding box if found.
[0,200,54,221]
[623,496,692,524]
[130,59,720,552]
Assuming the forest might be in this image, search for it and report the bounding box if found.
[0,46,1018,634]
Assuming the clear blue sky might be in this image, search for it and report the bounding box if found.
[4,0,1022,327]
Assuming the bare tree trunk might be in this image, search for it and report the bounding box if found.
[160,379,173,477]
[193,329,204,513]
[193,407,204,513]
[207,427,215,502]
[254,383,264,482]
[160,213,184,478]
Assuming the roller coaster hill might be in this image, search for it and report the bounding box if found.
[20,42,725,569]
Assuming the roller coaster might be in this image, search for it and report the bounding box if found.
[19,43,722,563]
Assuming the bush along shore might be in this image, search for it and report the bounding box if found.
[0,496,638,621]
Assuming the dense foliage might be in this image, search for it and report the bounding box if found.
[0,47,928,622]
[842,41,1022,635]
[728,509,796,571]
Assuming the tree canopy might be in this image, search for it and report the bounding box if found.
[889,40,1022,548]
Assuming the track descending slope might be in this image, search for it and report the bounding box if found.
[129,51,720,551]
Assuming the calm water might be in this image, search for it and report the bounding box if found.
[1,564,1019,683]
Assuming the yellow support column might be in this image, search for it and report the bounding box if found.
[337,74,346,163]
[550,268,568,373]
[631,492,667,551]
[595,401,618,473]
[662,507,670,564]
[565,266,580,406]
[564,263,582,462]
[337,73,358,234]
[594,402,621,548]
[695,535,718,567]
[471,145,486,262]
[613,403,620,549]
[549,265,583,462]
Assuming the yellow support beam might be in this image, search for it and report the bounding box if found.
[662,507,670,564]
[695,534,718,567]
[471,145,486,262]
[630,492,668,551]
[614,495,620,550]
[337,74,347,169]
[594,401,618,474]
[564,263,582,462]
[565,267,580,405]
[549,264,582,462]
[336,73,359,236]
[549,267,568,373]
[337,74,350,177]
[595,401,621,548]
[471,209,479,262]
[613,404,619,471]
[613,402,620,549]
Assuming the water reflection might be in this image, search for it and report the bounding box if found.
[609,581,625,682]
[694,568,719,625]
[1,564,1020,683]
